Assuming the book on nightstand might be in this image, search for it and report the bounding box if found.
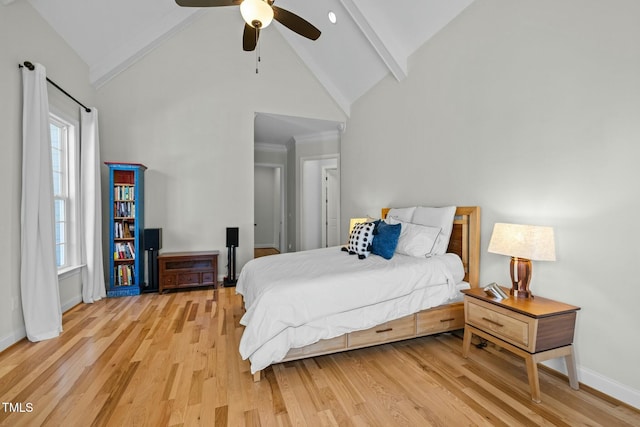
[483,282,509,299]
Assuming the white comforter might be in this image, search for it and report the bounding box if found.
[236,247,465,373]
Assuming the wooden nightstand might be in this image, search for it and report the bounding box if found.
[461,287,580,403]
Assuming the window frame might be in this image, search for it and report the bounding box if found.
[49,108,81,277]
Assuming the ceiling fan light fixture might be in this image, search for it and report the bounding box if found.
[240,0,274,29]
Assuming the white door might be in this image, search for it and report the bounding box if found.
[322,167,340,247]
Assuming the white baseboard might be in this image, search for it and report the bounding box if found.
[0,297,81,353]
[543,360,640,409]
[61,295,82,313]
[0,327,26,353]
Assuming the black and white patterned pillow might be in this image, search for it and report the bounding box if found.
[346,222,375,259]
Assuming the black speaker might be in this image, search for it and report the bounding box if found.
[226,227,239,248]
[224,227,239,287]
[144,228,162,250]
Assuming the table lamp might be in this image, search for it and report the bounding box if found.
[488,223,556,298]
[349,217,370,235]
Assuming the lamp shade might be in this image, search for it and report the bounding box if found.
[240,0,274,28]
[349,217,370,235]
[488,223,556,261]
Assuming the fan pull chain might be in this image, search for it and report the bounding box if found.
[255,29,260,74]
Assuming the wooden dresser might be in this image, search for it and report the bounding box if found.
[158,251,219,293]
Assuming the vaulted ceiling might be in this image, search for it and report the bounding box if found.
[25,0,475,116]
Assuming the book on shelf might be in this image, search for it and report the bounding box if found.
[113,202,136,218]
[114,201,135,218]
[114,185,135,201]
[121,224,127,238]
[113,242,135,260]
[114,264,135,286]
[114,221,133,239]
[127,242,135,259]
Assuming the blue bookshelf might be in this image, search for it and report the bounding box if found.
[105,162,146,297]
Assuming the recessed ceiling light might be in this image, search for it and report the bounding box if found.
[328,11,337,24]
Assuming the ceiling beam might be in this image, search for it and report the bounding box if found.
[339,0,407,82]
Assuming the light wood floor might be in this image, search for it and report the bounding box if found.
[254,247,280,258]
[0,288,637,426]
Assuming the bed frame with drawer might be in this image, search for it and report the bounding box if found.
[252,206,481,382]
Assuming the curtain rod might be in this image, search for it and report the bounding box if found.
[19,61,91,113]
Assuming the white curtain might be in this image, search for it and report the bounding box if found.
[20,63,63,341]
[80,108,106,303]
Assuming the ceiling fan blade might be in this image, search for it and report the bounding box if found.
[272,6,321,40]
[175,0,240,7]
[243,23,260,51]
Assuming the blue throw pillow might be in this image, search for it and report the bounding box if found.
[371,221,401,260]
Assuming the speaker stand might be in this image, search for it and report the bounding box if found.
[224,245,237,287]
[143,249,158,293]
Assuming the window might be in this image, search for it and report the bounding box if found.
[50,111,79,272]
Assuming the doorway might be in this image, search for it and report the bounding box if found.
[300,156,340,251]
[254,164,284,253]
[253,112,344,254]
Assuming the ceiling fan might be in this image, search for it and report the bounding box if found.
[175,0,321,52]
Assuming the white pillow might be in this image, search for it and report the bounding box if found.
[387,218,441,258]
[386,207,416,223]
[411,206,457,255]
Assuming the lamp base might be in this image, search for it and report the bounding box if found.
[510,257,533,298]
[511,288,533,298]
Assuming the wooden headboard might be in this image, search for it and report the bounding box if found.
[381,206,481,288]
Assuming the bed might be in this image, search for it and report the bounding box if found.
[237,206,481,381]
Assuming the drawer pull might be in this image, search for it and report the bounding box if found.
[375,328,393,333]
[481,317,504,327]
[440,318,455,323]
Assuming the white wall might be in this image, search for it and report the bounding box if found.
[341,0,640,407]
[0,2,95,350]
[95,9,345,277]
